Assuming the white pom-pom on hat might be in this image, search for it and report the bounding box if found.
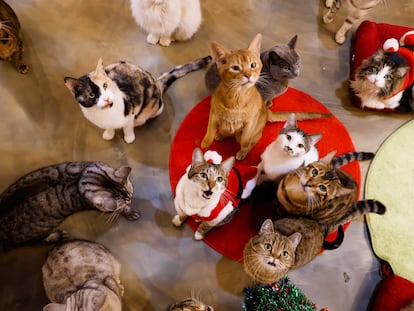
[383,38,399,52]
[204,150,222,164]
[400,30,414,46]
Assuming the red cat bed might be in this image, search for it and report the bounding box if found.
[169,87,361,261]
[351,20,414,112]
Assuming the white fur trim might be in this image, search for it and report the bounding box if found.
[204,150,222,164]
[383,38,399,52]
[400,30,414,46]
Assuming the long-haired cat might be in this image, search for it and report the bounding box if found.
[242,113,322,199]
[243,203,385,284]
[42,240,124,311]
[0,162,139,252]
[277,150,383,225]
[130,0,201,46]
[351,46,413,110]
[0,0,28,73]
[64,56,211,143]
[204,35,301,107]
[322,0,382,44]
[172,147,236,240]
[168,297,214,311]
[201,33,328,161]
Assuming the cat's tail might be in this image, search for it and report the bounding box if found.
[157,56,213,93]
[266,110,331,122]
[332,151,375,169]
[325,199,386,234]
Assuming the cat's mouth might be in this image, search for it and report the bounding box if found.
[202,190,213,199]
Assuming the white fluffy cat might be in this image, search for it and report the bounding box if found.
[130,0,202,46]
[172,148,236,240]
[242,113,322,199]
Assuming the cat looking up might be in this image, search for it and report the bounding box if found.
[130,0,202,46]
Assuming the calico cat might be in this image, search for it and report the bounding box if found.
[241,113,322,199]
[322,0,382,44]
[243,203,385,284]
[204,35,301,107]
[42,240,124,311]
[130,0,201,46]
[0,161,138,252]
[201,33,329,161]
[64,56,211,143]
[173,148,236,240]
[0,0,28,73]
[168,297,214,311]
[277,150,382,225]
[351,46,413,110]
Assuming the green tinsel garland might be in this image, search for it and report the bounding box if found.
[243,276,328,311]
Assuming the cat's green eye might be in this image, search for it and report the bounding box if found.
[318,184,327,192]
[232,65,240,71]
[217,176,223,182]
[200,172,208,179]
[88,93,95,99]
[281,251,289,258]
[311,168,318,177]
[263,243,272,252]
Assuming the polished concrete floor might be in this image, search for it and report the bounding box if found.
[0,0,413,310]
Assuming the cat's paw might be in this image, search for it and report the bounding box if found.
[335,31,347,44]
[146,34,159,45]
[103,129,115,140]
[172,215,183,227]
[159,37,172,47]
[122,206,140,221]
[325,0,334,8]
[236,150,248,161]
[241,178,256,199]
[43,230,70,244]
[323,12,334,24]
[16,62,29,74]
[123,133,135,144]
[194,231,204,240]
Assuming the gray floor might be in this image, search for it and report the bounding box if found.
[0,0,413,310]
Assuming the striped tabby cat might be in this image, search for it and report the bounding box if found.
[0,161,138,252]
[244,199,385,284]
[201,33,328,161]
[42,240,124,311]
[322,0,381,44]
[173,148,236,240]
[0,0,28,73]
[64,56,211,143]
[204,35,301,107]
[277,150,380,225]
[168,297,214,311]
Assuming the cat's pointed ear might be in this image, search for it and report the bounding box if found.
[211,42,230,67]
[192,148,205,164]
[64,77,79,95]
[43,303,66,311]
[288,35,298,49]
[248,33,262,55]
[94,57,105,74]
[320,150,337,166]
[398,66,410,77]
[288,232,302,248]
[308,133,323,146]
[115,165,132,179]
[220,156,235,175]
[283,113,297,129]
[259,219,274,235]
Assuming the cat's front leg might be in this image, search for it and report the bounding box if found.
[194,222,213,240]
[103,129,116,141]
[146,33,160,45]
[43,229,70,244]
[123,125,136,144]
[159,36,172,47]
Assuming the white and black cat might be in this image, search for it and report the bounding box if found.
[172,148,237,240]
[242,113,322,199]
[0,161,138,252]
[42,239,124,311]
[64,56,211,143]
[130,0,202,46]
[322,0,382,44]
[204,35,301,106]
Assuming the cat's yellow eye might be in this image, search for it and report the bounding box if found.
[311,168,318,177]
[318,184,327,192]
[217,176,223,182]
[281,251,289,258]
[200,172,208,179]
[232,65,240,71]
[88,93,95,99]
[263,243,272,252]
[251,62,256,69]
[103,82,108,89]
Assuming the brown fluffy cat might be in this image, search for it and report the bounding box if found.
[168,297,214,311]
[201,33,329,161]
[0,0,28,73]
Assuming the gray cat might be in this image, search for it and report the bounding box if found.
[0,161,138,252]
[204,35,300,106]
[42,239,124,311]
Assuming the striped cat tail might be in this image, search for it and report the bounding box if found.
[157,56,213,93]
[332,151,375,168]
[266,110,331,122]
[325,199,386,234]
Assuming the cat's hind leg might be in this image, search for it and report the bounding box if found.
[194,222,213,240]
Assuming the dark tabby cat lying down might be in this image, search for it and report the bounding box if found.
[0,161,138,252]
[0,0,28,73]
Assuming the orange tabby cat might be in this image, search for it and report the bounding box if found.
[201,33,329,160]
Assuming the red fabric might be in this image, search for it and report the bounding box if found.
[169,88,360,262]
[371,275,414,311]
[351,21,414,112]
